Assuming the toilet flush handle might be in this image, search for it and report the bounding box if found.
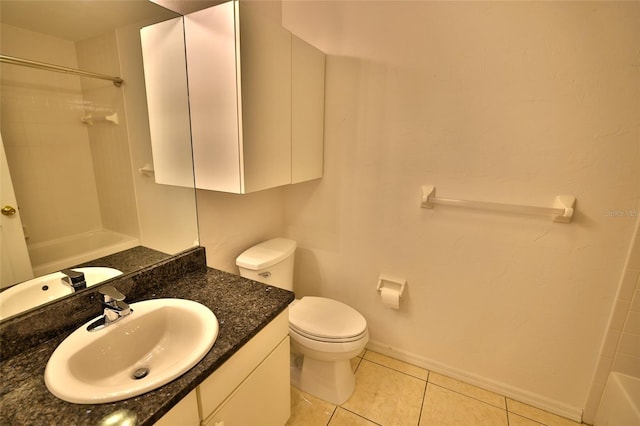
[259,271,271,279]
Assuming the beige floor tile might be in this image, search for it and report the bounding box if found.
[428,372,506,409]
[342,359,425,426]
[363,351,429,380]
[508,412,544,426]
[286,386,336,426]
[329,408,380,426]
[420,384,508,426]
[507,399,582,426]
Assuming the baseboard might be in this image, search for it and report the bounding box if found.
[366,340,583,423]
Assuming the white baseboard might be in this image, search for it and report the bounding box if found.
[365,340,583,423]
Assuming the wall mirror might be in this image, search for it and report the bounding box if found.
[0,0,198,321]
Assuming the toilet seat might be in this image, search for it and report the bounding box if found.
[289,297,368,343]
[289,325,368,343]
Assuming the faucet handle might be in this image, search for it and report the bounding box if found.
[98,285,125,302]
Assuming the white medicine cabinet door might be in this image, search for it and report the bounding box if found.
[184,0,291,194]
[140,17,194,188]
[184,0,324,194]
[142,0,325,194]
[291,35,325,184]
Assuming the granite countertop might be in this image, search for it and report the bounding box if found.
[0,266,294,425]
[74,246,171,275]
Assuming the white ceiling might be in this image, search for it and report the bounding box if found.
[0,0,180,42]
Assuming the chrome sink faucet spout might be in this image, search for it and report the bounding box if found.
[87,285,132,331]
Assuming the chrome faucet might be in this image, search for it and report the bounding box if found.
[87,285,132,331]
[61,269,86,291]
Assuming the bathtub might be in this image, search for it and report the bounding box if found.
[594,372,640,426]
[28,229,139,276]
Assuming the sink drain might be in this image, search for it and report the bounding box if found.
[132,367,150,380]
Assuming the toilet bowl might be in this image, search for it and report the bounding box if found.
[236,238,369,405]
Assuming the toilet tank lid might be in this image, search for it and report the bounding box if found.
[236,238,297,270]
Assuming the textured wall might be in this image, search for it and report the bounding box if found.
[281,1,640,418]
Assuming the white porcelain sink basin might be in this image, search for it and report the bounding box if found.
[0,267,122,320]
[79,267,124,287]
[45,298,218,404]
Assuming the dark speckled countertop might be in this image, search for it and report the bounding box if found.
[0,247,294,425]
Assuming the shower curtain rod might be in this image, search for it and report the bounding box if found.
[0,54,124,87]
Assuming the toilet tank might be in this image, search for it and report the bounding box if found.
[236,238,296,291]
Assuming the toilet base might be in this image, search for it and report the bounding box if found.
[290,353,355,405]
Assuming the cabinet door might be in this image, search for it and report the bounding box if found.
[205,337,291,426]
[140,17,193,188]
[184,2,242,193]
[291,35,325,183]
[154,389,199,426]
[198,309,289,419]
[238,0,292,193]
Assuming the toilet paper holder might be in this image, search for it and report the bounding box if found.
[376,274,407,297]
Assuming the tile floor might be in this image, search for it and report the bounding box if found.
[286,350,586,426]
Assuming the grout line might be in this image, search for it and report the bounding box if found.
[353,356,363,373]
[427,382,509,413]
[504,397,510,426]
[325,405,338,426]
[361,357,429,382]
[339,407,384,426]
[416,379,428,426]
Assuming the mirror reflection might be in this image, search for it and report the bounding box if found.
[0,0,198,320]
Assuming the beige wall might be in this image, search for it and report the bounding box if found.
[198,0,640,420]
[197,187,286,273]
[280,1,640,420]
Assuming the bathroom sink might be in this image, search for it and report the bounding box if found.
[44,298,218,404]
[0,267,122,320]
[78,267,123,287]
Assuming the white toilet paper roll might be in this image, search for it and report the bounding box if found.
[381,287,400,309]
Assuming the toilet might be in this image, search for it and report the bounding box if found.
[236,238,369,405]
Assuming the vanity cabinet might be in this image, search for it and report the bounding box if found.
[155,389,200,426]
[184,0,325,193]
[155,309,290,426]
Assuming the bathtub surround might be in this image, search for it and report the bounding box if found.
[584,215,640,423]
[593,372,640,426]
[28,229,139,277]
[0,246,294,424]
[1,24,104,244]
[197,1,640,422]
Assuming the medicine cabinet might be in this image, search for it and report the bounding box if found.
[141,0,325,193]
